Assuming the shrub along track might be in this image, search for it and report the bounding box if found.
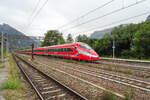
[13,55,87,100]
[18,54,150,100]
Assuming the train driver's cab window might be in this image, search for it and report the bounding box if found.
[79,43,93,50]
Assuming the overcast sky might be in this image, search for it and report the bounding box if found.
[0,0,150,38]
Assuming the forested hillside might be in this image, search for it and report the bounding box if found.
[76,20,150,59]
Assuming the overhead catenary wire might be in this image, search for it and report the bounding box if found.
[28,0,41,21]
[75,11,150,34]
[58,0,115,29]
[25,0,49,32]
[23,0,41,32]
[62,0,147,32]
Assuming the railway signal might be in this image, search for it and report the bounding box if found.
[31,43,34,59]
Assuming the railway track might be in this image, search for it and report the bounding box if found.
[17,54,150,99]
[19,54,150,92]
[39,59,150,92]
[13,55,87,100]
[99,57,150,69]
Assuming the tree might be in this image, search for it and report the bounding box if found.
[75,34,89,43]
[133,21,150,59]
[42,30,65,46]
[66,34,73,43]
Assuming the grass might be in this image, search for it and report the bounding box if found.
[0,79,23,90]
[101,91,116,100]
[3,89,24,100]
[123,90,134,100]
[124,68,132,74]
[107,65,113,71]
[0,65,5,68]
[0,54,25,100]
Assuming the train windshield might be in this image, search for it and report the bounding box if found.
[79,43,93,50]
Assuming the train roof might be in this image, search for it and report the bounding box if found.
[45,42,83,48]
[21,42,84,50]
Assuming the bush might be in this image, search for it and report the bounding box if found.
[121,50,135,59]
[0,79,23,90]
[101,92,116,100]
[123,91,134,100]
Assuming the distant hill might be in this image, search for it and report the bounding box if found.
[0,23,40,51]
[90,27,114,39]
[0,24,25,35]
[147,15,150,20]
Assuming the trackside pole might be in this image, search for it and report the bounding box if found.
[112,39,115,59]
[32,43,34,59]
[1,32,4,63]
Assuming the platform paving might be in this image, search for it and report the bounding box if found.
[0,59,9,100]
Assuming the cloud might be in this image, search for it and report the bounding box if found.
[0,0,150,38]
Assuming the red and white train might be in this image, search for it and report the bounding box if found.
[18,42,99,60]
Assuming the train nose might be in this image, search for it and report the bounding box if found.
[90,50,99,57]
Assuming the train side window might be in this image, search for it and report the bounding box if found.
[64,48,66,52]
[59,48,61,52]
[45,49,48,52]
[67,48,73,52]
[62,48,64,52]
[61,48,63,52]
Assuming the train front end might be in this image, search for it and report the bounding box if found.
[76,42,99,61]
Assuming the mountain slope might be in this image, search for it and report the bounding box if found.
[0,23,40,50]
[90,27,114,39]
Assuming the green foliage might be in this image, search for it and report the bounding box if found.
[0,79,23,90]
[133,21,150,59]
[0,48,7,57]
[0,54,24,90]
[123,91,134,100]
[124,68,132,74]
[0,65,5,68]
[101,92,116,100]
[75,34,98,48]
[42,30,65,46]
[76,34,89,43]
[91,20,150,59]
